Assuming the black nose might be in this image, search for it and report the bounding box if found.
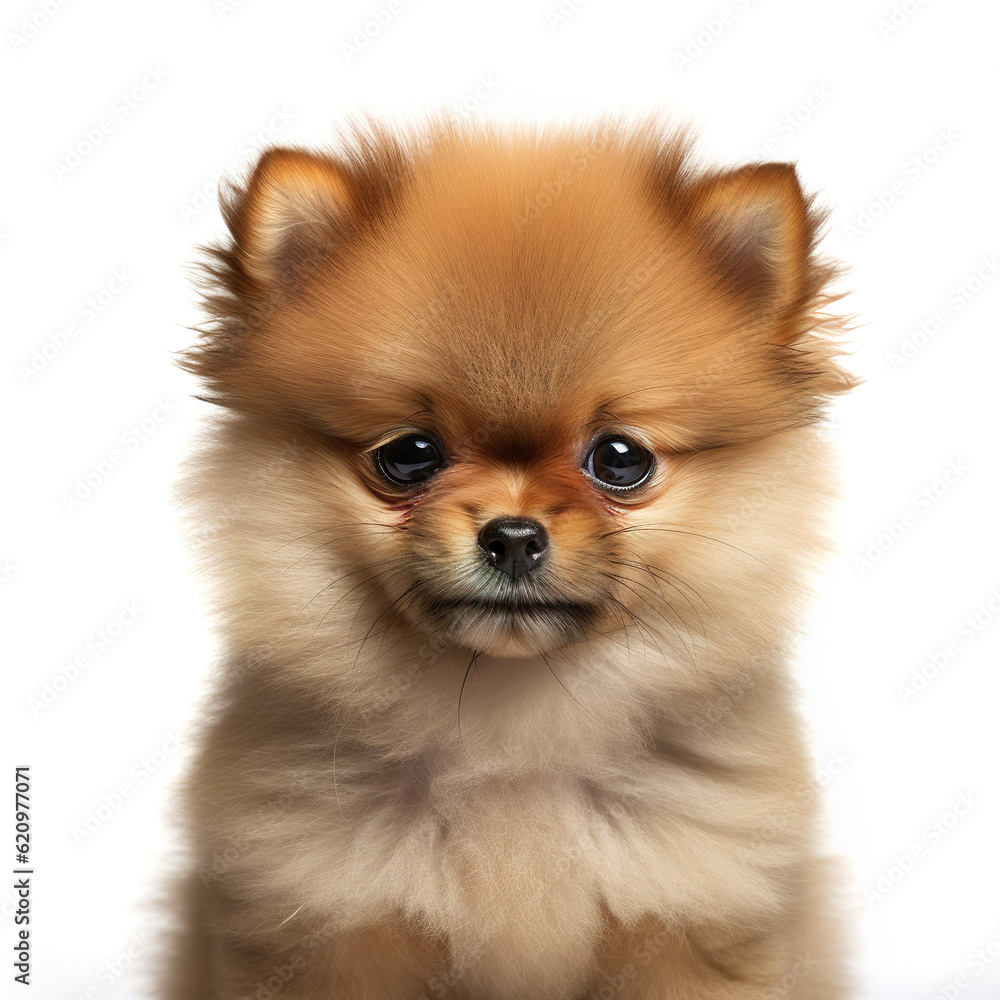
[477,517,549,579]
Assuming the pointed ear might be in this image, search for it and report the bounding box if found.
[689,162,813,328]
[234,148,353,289]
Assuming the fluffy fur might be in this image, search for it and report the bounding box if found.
[161,116,858,999]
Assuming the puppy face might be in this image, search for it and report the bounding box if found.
[184,120,855,679]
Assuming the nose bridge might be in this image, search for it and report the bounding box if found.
[479,464,534,521]
[462,459,582,527]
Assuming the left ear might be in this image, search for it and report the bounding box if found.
[688,162,813,337]
[235,147,354,291]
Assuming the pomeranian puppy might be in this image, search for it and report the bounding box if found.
[162,117,857,999]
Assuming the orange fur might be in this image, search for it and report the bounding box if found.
[160,116,857,999]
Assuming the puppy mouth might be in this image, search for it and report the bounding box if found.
[422,592,597,653]
[431,596,596,619]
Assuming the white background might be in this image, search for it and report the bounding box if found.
[3,0,999,997]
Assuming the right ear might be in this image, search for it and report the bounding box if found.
[233,148,353,290]
[686,162,813,327]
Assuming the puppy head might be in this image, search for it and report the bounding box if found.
[183,118,855,682]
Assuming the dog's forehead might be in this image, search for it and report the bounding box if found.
[329,237,729,453]
[367,250,682,415]
[370,326,665,461]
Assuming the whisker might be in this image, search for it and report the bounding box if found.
[276,521,400,551]
[614,561,756,659]
[294,555,408,626]
[609,559,711,640]
[330,718,348,819]
[604,572,696,665]
[610,603,633,662]
[276,903,305,928]
[601,523,766,566]
[371,585,427,666]
[587,626,631,652]
[281,528,399,571]
[353,581,421,669]
[348,571,397,640]
[309,564,410,643]
[608,596,670,664]
[608,597,646,660]
[539,651,600,722]
[457,649,482,752]
[641,564,720,633]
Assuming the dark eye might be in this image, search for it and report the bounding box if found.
[584,437,653,490]
[375,433,446,486]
